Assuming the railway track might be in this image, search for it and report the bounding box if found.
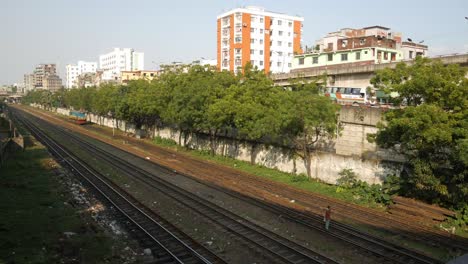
[21,105,468,254]
[63,126,443,263]
[14,110,222,264]
[15,107,448,264]
[15,108,340,263]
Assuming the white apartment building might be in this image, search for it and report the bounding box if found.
[66,61,97,88]
[217,6,303,74]
[99,48,144,80]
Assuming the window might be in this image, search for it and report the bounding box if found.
[279,31,283,36]
[260,61,264,66]
[351,88,361,95]
[277,20,282,25]
[251,49,255,55]
[251,28,255,33]
[260,29,263,34]
[364,50,368,54]
[356,52,361,60]
[288,42,292,47]
[342,40,348,47]
[288,32,291,37]
[360,38,366,45]
[277,41,282,46]
[288,63,292,67]
[251,60,255,64]
[235,37,242,43]
[260,17,264,23]
[235,48,241,55]
[288,21,293,27]
[251,38,255,44]
[260,39,264,44]
[312,57,318,64]
[277,51,283,56]
[277,61,282,67]
[341,53,348,61]
[384,52,388,60]
[259,50,264,55]
[328,54,333,61]
[298,58,304,65]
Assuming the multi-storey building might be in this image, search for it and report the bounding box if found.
[33,64,57,88]
[42,75,63,92]
[23,74,35,92]
[292,26,428,71]
[99,48,144,80]
[66,61,97,88]
[217,6,303,74]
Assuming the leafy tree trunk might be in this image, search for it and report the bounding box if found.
[304,147,312,178]
[209,129,218,156]
[183,130,190,149]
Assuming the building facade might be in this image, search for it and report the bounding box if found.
[99,48,144,81]
[24,74,35,92]
[121,70,160,84]
[217,6,303,74]
[76,71,103,88]
[400,41,428,60]
[33,64,57,88]
[42,75,63,92]
[66,61,97,88]
[292,26,428,71]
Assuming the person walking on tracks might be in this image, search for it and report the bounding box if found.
[324,205,332,230]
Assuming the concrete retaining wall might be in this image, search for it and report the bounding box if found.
[44,105,401,185]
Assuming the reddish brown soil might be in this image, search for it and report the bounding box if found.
[17,105,468,261]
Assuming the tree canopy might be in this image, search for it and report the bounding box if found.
[371,57,468,208]
[22,64,340,177]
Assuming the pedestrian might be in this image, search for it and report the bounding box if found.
[324,205,331,230]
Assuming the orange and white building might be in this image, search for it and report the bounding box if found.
[217,6,303,74]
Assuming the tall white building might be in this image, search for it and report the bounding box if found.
[99,48,144,80]
[66,61,97,88]
[217,6,303,74]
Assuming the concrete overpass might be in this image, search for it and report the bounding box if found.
[271,53,468,87]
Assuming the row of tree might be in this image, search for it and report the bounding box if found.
[22,64,340,177]
[22,58,467,209]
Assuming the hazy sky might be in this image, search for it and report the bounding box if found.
[1,0,467,84]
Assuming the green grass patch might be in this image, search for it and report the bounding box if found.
[0,144,116,263]
[148,142,385,209]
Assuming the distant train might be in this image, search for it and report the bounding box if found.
[69,111,87,125]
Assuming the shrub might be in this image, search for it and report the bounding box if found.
[336,169,358,188]
[291,173,309,183]
[153,136,177,147]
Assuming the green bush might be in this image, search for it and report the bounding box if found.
[336,169,358,188]
[336,169,396,205]
[291,173,309,183]
[153,136,177,147]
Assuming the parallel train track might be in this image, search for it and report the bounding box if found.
[14,107,450,263]
[14,109,338,263]
[14,110,221,264]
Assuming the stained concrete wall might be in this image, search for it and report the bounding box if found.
[46,105,401,185]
